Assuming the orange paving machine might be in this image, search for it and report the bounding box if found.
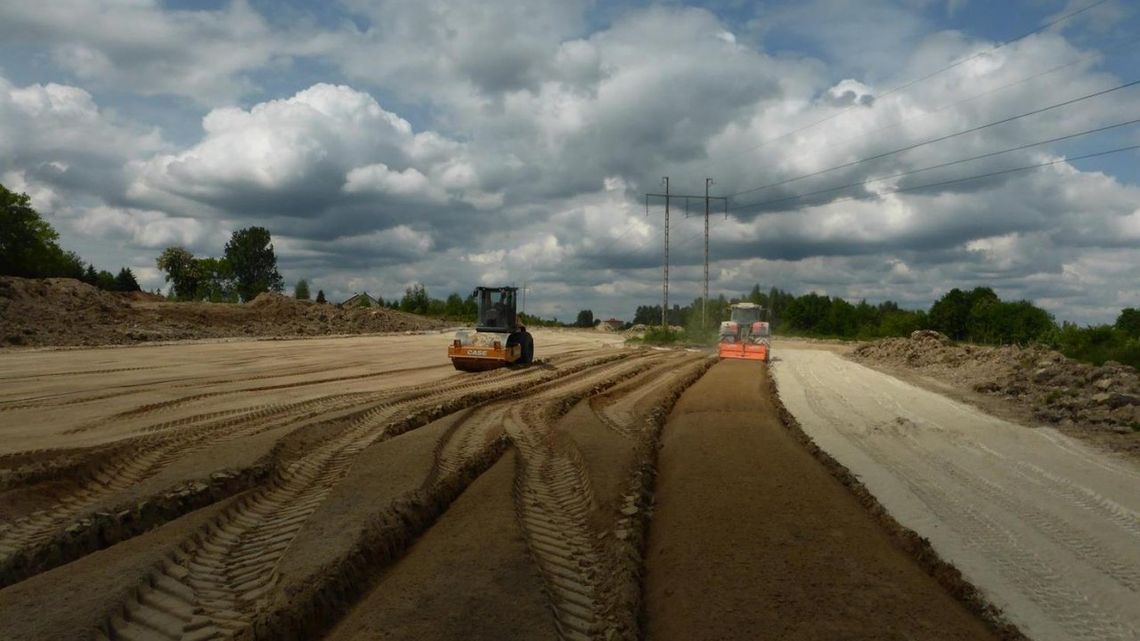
[448,286,534,371]
[717,302,770,362]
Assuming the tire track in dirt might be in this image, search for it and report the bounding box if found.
[1,353,605,580]
[0,392,379,573]
[1008,459,1140,540]
[589,352,707,437]
[858,441,1136,641]
[0,366,166,382]
[0,390,142,412]
[886,428,1140,592]
[95,353,638,641]
[786,359,1137,641]
[62,364,454,433]
[504,355,669,641]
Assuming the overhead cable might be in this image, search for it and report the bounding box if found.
[732,117,1140,212]
[737,143,1140,215]
[728,78,1140,198]
[709,0,1113,161]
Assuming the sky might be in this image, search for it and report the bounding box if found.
[1,0,1138,324]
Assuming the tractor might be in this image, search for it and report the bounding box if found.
[717,302,770,362]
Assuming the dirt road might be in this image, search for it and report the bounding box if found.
[773,346,1140,641]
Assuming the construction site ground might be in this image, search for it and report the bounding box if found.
[0,332,1136,640]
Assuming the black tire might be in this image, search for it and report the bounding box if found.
[519,331,534,364]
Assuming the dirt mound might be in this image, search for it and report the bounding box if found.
[853,333,1140,433]
[0,277,446,347]
[0,278,131,346]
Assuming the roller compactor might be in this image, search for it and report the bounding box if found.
[448,286,534,371]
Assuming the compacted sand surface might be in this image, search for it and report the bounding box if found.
[774,347,1140,641]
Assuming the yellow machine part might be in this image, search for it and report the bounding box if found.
[718,342,769,362]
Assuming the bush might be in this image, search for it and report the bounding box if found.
[638,327,684,345]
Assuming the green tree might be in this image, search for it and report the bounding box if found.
[114,267,141,292]
[224,227,283,302]
[194,257,234,302]
[156,247,200,300]
[575,309,594,328]
[784,293,831,333]
[632,305,660,325]
[928,288,970,340]
[0,184,84,278]
[316,289,327,304]
[1117,308,1140,338]
[294,279,311,300]
[444,292,465,318]
[95,270,116,291]
[400,283,430,314]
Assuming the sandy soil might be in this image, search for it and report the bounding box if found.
[0,331,621,582]
[1,329,1096,641]
[644,359,1001,641]
[773,348,1140,641]
[323,453,556,641]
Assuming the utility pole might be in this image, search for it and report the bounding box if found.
[521,281,527,317]
[662,177,669,328]
[704,178,712,328]
[645,180,727,331]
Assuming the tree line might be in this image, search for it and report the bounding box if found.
[1,183,140,291]
[636,284,1137,369]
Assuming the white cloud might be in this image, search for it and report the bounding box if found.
[0,0,326,103]
[127,83,496,218]
[1,1,1138,323]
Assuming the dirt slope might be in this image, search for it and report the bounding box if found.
[852,331,1140,445]
[645,359,1002,641]
[774,348,1140,641]
[0,276,445,347]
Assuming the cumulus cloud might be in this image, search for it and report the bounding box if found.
[127,83,499,224]
[0,1,1137,323]
[0,0,325,103]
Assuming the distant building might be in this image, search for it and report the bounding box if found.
[599,318,624,332]
[341,292,381,308]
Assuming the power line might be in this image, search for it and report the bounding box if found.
[805,34,1140,161]
[732,117,1140,212]
[738,143,1140,215]
[729,78,1140,198]
[709,0,1114,163]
